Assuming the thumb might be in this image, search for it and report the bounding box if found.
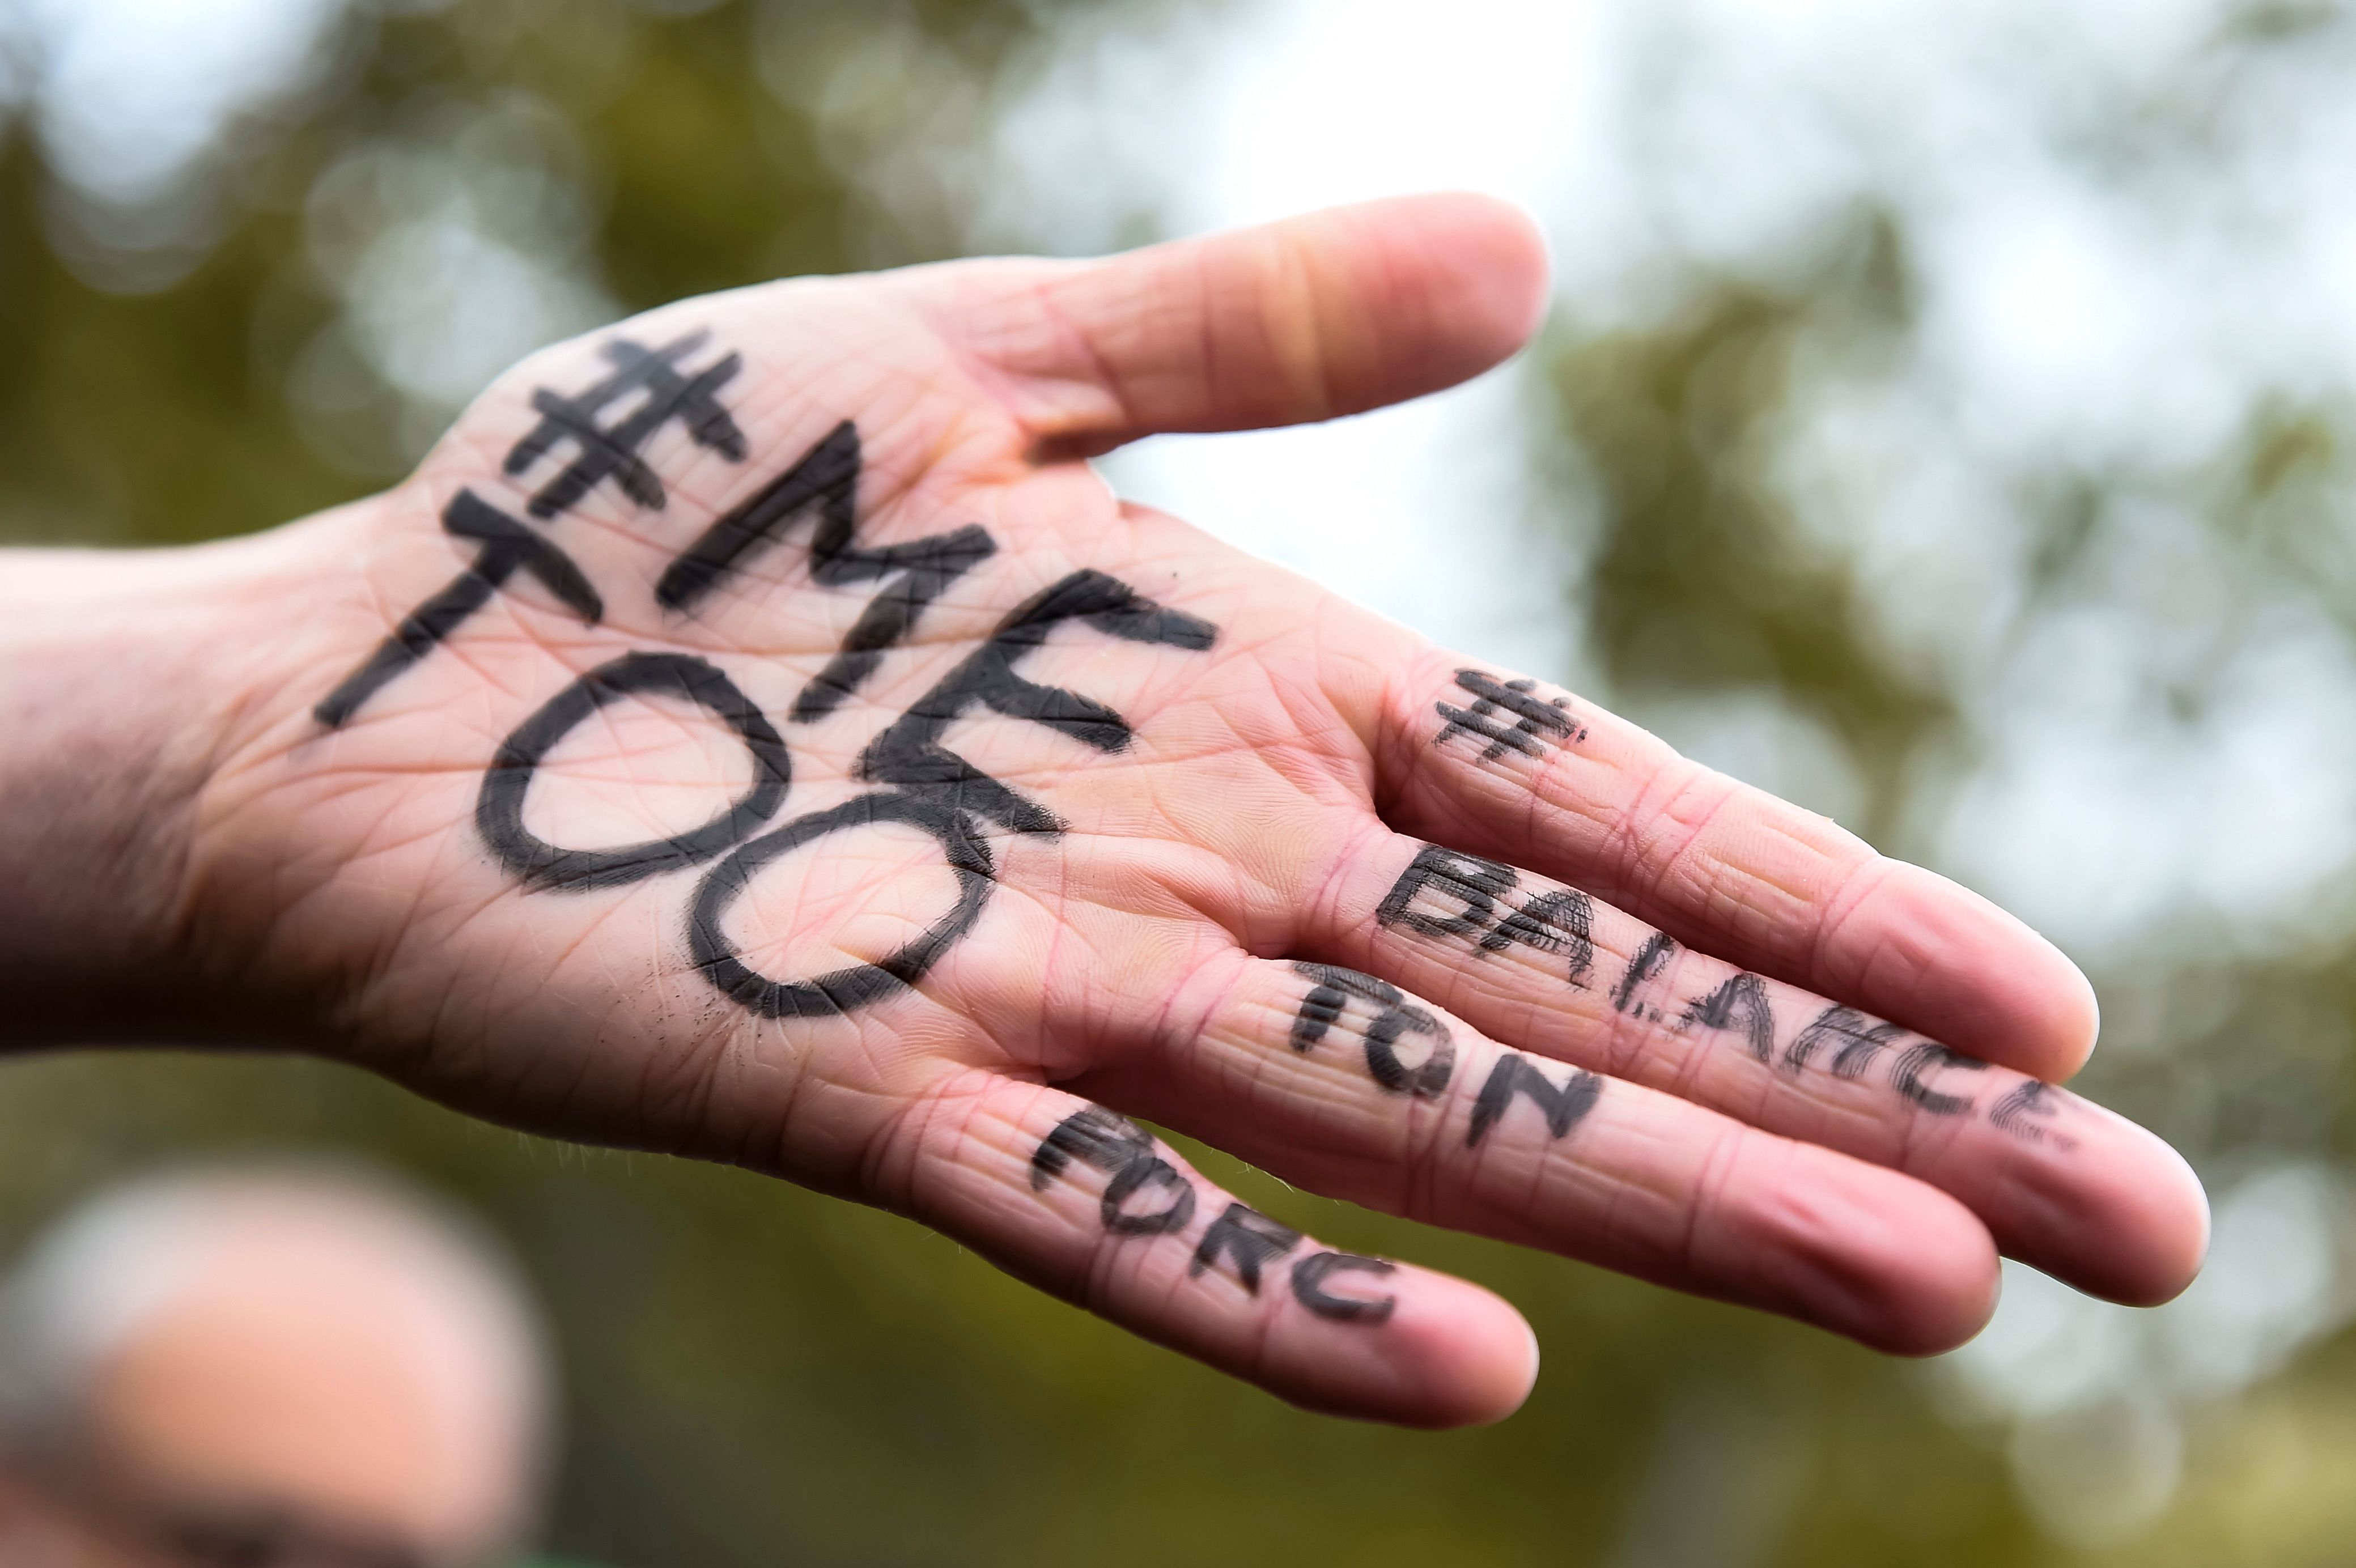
[905,193,1551,452]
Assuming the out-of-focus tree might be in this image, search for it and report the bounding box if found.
[13,0,2356,1563]
[1553,214,1950,843]
[1535,1,2356,1558]
[0,3,2056,1559]
[0,0,1093,546]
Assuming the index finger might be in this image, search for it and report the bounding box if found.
[1366,651,2101,1083]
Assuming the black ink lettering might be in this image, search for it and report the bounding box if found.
[505,330,746,519]
[1030,1105,1152,1187]
[1289,1252,1397,1324]
[1988,1081,2077,1148]
[656,418,854,609]
[1782,1005,1905,1078]
[655,420,997,721]
[1484,888,1597,988]
[1434,669,1584,760]
[1680,972,1776,1063]
[1891,1042,1985,1116]
[1190,1203,1303,1294]
[1375,848,1595,987]
[672,564,1212,1020]
[1101,1157,1198,1236]
[476,652,787,892]
[687,793,992,1019]
[856,569,1217,834]
[1466,1053,1603,1146]
[1029,1106,1196,1236]
[1288,963,1455,1099]
[1610,932,1679,1021]
[1376,845,1517,941]
[314,489,603,728]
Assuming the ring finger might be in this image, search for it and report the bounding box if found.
[1293,828,2208,1306]
[1066,949,2004,1356]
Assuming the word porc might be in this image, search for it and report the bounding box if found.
[314,331,1217,1019]
[1033,1106,1401,1323]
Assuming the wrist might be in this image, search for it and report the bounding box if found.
[0,529,320,1045]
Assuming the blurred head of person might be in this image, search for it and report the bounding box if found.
[0,1166,554,1568]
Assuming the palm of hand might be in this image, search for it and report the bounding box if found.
[188,197,2205,1426]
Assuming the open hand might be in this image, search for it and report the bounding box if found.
[50,195,2204,1426]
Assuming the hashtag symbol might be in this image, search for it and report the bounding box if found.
[1434,669,1583,762]
[504,329,748,519]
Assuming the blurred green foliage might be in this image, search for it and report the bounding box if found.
[0,0,1060,546]
[6,1,2355,1565]
[0,1048,2043,1568]
[1555,215,1950,842]
[1523,5,2356,1550]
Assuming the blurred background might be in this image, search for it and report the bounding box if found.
[2,0,2353,1562]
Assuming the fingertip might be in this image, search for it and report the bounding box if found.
[1272,1269,1538,1429]
[1362,190,1554,372]
[1377,1274,1540,1428]
[1969,1089,2210,1309]
[1744,1146,2001,1357]
[1858,1199,2004,1358]
[2044,949,2103,1082]
[1867,864,2102,1081]
[1968,897,2101,1081]
[1886,1240,2005,1358]
[946,192,1556,449]
[2092,1129,2211,1307]
[1262,191,1555,422]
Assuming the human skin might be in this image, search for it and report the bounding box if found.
[0,194,2208,1428]
[0,1183,542,1567]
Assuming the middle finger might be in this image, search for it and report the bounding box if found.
[1065,948,2001,1354]
[1294,828,2208,1306]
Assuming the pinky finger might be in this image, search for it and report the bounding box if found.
[881,1069,1539,1428]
